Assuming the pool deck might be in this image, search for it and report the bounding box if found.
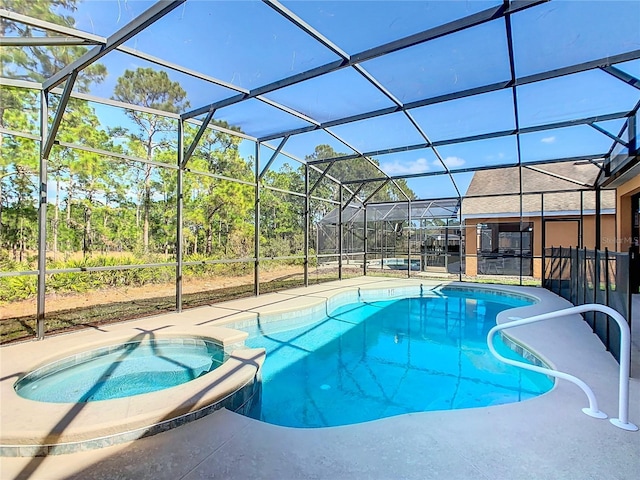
[1,277,639,480]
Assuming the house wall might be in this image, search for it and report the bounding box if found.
[464,214,615,278]
[464,224,478,277]
[615,175,640,252]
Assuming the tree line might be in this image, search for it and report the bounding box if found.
[0,0,415,301]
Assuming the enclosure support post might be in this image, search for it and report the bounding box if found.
[504,8,524,286]
[519,160,524,286]
[541,193,545,286]
[605,247,610,348]
[569,246,573,302]
[580,191,584,248]
[407,199,411,278]
[459,196,463,282]
[628,246,635,329]
[445,218,449,273]
[594,247,600,329]
[176,120,184,312]
[254,143,260,295]
[363,206,368,276]
[338,184,343,280]
[584,247,589,318]
[595,187,601,250]
[36,90,49,340]
[628,114,637,155]
[304,163,309,287]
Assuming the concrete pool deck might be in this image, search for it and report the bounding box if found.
[1,277,639,479]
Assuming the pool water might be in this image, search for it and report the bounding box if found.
[243,289,553,428]
[15,339,226,403]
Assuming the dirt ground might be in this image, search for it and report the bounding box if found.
[0,266,305,320]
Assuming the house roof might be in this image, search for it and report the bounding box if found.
[462,162,616,218]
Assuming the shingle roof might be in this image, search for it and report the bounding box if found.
[462,162,615,217]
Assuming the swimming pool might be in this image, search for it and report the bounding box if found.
[15,338,227,403]
[243,287,553,428]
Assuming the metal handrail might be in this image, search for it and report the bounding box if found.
[487,304,638,431]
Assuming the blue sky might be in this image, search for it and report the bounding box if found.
[42,0,640,199]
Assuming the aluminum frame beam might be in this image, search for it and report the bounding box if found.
[309,162,335,196]
[341,154,608,185]
[342,184,366,211]
[367,188,599,205]
[307,111,629,166]
[42,70,77,159]
[260,50,640,144]
[598,115,639,188]
[263,0,350,60]
[182,108,216,168]
[43,0,186,91]
[258,0,540,206]
[36,90,48,339]
[600,66,640,91]
[327,129,398,200]
[0,77,38,89]
[8,78,258,143]
[362,181,390,204]
[254,143,260,296]
[0,127,40,141]
[404,109,460,198]
[0,8,106,42]
[304,163,310,286]
[184,1,545,121]
[56,141,178,170]
[630,114,638,155]
[119,45,247,95]
[0,37,102,46]
[502,0,526,284]
[176,120,185,312]
[589,123,629,147]
[259,136,289,180]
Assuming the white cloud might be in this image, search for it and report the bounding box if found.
[439,156,466,168]
[541,136,556,144]
[382,157,431,175]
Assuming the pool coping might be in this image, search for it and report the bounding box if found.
[1,277,636,460]
[0,324,264,454]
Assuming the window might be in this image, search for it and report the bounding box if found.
[477,222,534,276]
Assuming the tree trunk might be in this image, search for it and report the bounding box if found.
[102,212,108,254]
[66,178,73,228]
[19,216,24,262]
[83,204,92,256]
[143,169,150,253]
[53,176,60,261]
[143,143,152,254]
[0,179,4,244]
[206,226,213,255]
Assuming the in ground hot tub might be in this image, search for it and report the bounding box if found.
[15,338,227,403]
[3,333,264,456]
